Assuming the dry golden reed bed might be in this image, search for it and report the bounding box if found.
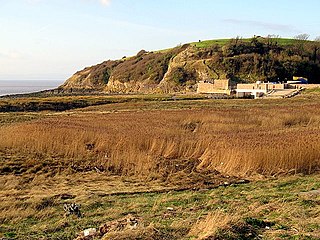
[1,99,320,178]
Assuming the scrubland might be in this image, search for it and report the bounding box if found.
[1,91,320,239]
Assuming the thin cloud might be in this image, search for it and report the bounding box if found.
[99,0,111,6]
[223,19,299,33]
[0,51,23,60]
[26,0,42,4]
[25,0,112,7]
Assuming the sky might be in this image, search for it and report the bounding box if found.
[0,0,319,81]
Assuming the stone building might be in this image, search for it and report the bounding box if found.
[236,82,287,98]
[197,79,233,95]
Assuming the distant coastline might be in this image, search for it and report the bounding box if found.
[0,80,63,96]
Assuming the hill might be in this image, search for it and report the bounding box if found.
[60,37,320,94]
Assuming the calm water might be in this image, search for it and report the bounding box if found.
[0,80,64,96]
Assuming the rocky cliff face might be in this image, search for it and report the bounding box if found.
[61,45,228,93]
[60,38,320,93]
[61,45,195,93]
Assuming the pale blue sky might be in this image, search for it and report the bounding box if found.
[0,0,319,81]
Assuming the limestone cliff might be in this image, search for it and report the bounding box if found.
[60,38,320,93]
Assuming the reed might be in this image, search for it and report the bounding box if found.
[1,106,320,177]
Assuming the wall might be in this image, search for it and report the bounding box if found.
[237,83,285,91]
[213,79,230,90]
[197,79,231,94]
[291,84,320,89]
[237,84,255,90]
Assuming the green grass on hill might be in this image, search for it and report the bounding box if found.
[116,37,311,61]
[192,38,299,48]
[145,38,300,54]
[193,39,238,48]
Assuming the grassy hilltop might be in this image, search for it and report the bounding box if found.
[60,36,320,94]
[192,37,298,48]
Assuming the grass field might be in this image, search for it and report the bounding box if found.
[1,90,320,239]
[127,37,300,54]
[1,172,319,239]
[192,38,298,48]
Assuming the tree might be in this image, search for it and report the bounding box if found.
[312,36,320,63]
[266,34,280,46]
[293,34,310,55]
[294,34,310,41]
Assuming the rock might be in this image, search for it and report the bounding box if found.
[99,214,140,235]
[83,228,97,237]
[74,228,98,240]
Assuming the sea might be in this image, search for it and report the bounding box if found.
[0,80,64,96]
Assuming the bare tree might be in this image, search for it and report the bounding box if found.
[312,36,320,62]
[267,34,280,39]
[294,34,310,41]
[266,34,281,46]
[293,34,310,55]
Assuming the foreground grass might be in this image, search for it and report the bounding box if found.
[0,172,319,239]
[1,90,320,239]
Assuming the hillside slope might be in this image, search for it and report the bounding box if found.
[60,37,320,93]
